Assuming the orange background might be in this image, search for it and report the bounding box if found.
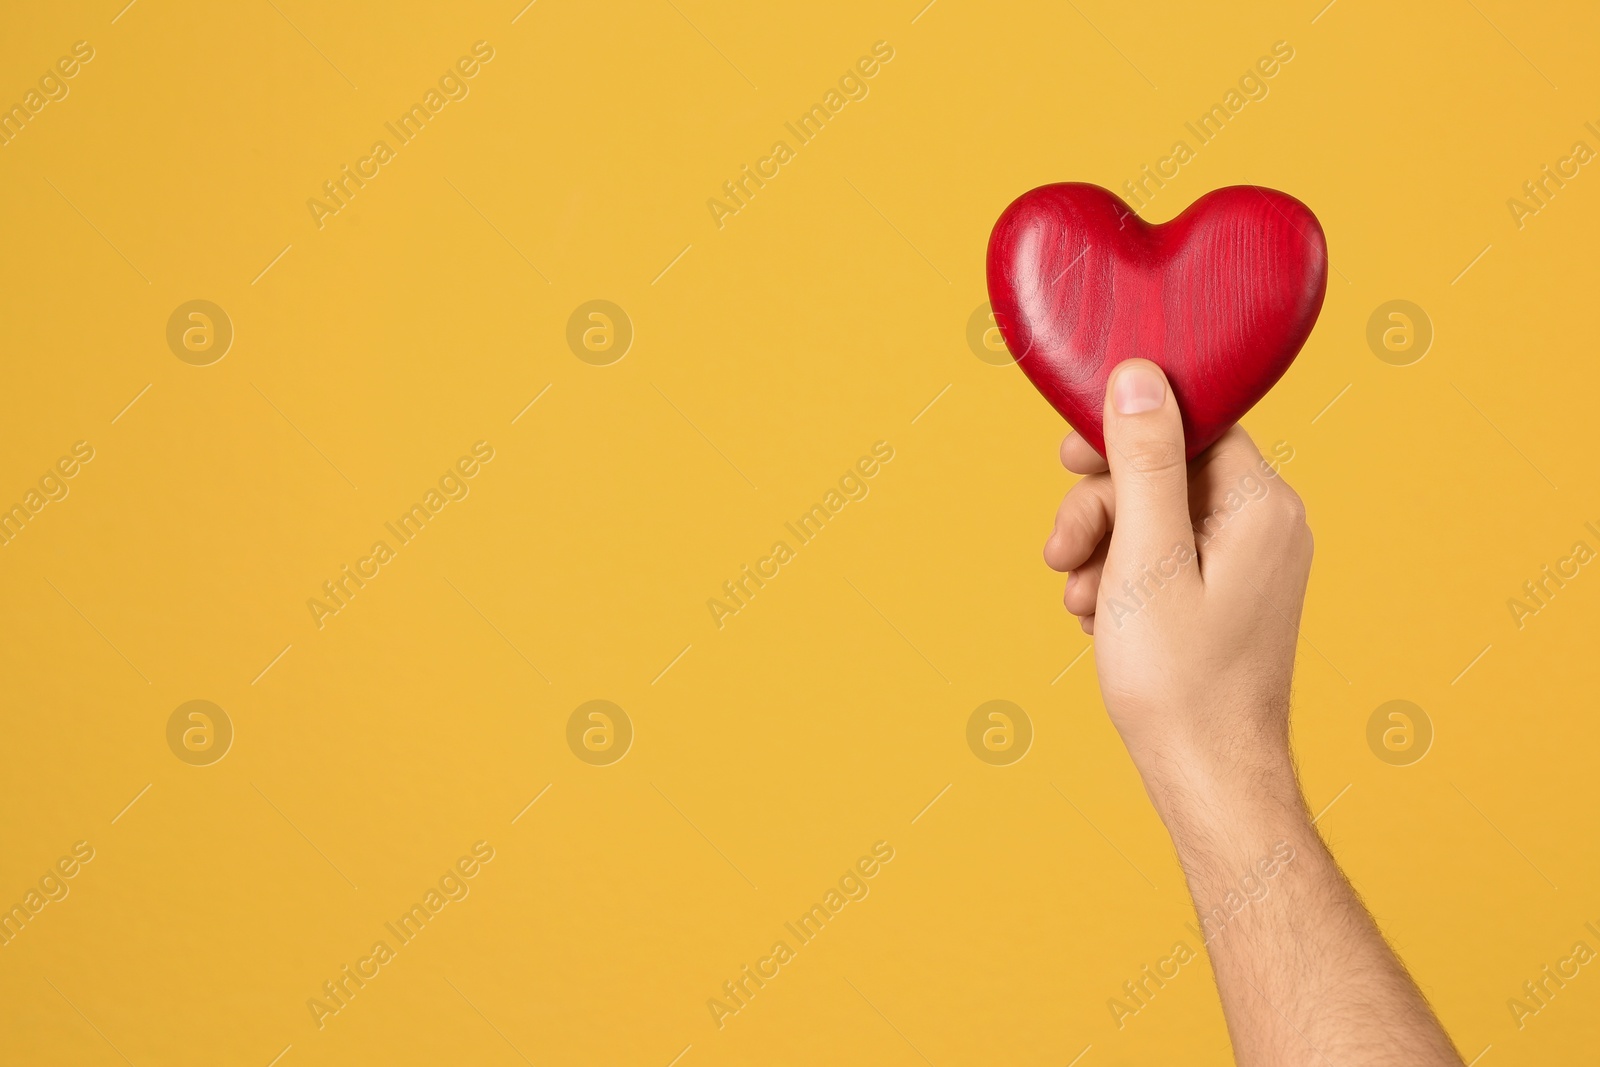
[1,1,1597,1064]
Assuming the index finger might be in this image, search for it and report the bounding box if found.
[1060,431,1110,475]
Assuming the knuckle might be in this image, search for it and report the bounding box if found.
[1052,500,1079,541]
[1118,437,1185,476]
[1067,508,1098,546]
[1060,479,1108,531]
[1278,489,1308,529]
[1202,428,1262,475]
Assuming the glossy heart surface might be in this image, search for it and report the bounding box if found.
[985,183,1327,458]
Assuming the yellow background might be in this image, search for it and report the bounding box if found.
[2,1,1597,1063]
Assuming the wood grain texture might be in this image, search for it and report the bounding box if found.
[986,183,1328,459]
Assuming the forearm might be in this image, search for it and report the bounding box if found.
[1144,741,1463,1067]
[1045,377,1460,1063]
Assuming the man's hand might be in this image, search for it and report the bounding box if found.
[1042,358,1309,821]
[1041,360,1462,1067]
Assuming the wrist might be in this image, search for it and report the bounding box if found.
[1130,731,1306,854]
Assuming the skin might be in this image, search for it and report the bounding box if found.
[1043,360,1463,1066]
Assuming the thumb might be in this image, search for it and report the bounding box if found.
[1101,360,1196,570]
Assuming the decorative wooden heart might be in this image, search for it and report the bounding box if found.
[985,183,1327,459]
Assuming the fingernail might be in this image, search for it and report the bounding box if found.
[1113,364,1165,414]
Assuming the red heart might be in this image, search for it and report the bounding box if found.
[985,183,1327,459]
